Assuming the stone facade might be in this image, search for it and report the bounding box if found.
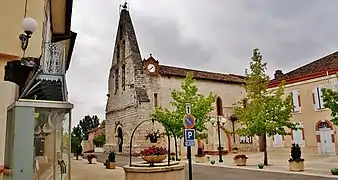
[104,7,259,155]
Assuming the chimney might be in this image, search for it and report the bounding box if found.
[274,70,284,79]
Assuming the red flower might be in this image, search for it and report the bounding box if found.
[140,146,167,156]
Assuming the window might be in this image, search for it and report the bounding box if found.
[289,90,301,112]
[292,129,304,146]
[312,86,325,110]
[240,136,252,144]
[216,97,223,116]
[273,134,284,147]
[114,68,119,94]
[116,45,120,60]
[154,93,158,107]
[122,65,126,91]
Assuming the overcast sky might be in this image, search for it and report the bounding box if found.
[67,0,338,126]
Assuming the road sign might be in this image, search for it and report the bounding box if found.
[184,141,195,146]
[186,103,191,114]
[185,129,195,141]
[183,114,195,129]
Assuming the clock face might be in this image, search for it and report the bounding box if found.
[147,63,156,73]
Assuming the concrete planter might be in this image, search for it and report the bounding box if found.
[195,156,206,163]
[289,161,304,172]
[234,158,247,166]
[142,155,167,163]
[106,162,116,169]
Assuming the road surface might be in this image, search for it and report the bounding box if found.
[95,153,337,180]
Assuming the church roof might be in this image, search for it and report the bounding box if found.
[158,65,245,84]
[269,51,338,87]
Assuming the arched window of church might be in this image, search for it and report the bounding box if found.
[216,97,223,116]
[122,64,126,91]
[115,68,119,94]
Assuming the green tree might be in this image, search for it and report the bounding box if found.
[93,134,106,147]
[233,49,296,165]
[153,72,216,139]
[71,124,83,153]
[322,78,338,125]
[79,115,100,139]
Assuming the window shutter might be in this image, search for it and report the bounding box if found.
[318,87,324,109]
[293,129,303,146]
[291,90,300,112]
[312,88,320,110]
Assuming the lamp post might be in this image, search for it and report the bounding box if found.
[210,116,227,163]
[19,17,38,51]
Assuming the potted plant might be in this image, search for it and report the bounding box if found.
[195,148,206,163]
[87,154,97,164]
[288,143,304,171]
[232,147,239,154]
[211,160,215,164]
[145,130,162,143]
[75,145,82,160]
[170,152,176,161]
[106,152,116,169]
[140,146,167,167]
[233,154,248,166]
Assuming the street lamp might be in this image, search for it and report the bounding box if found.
[19,17,38,51]
[210,116,227,163]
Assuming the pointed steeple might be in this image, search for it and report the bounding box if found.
[111,3,142,67]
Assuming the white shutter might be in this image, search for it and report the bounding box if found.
[293,130,303,146]
[291,90,300,112]
[318,87,324,109]
[312,88,320,110]
[273,134,283,147]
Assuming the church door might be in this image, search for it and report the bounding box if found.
[117,127,123,153]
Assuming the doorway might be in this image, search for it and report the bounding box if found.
[117,127,123,153]
[319,127,333,154]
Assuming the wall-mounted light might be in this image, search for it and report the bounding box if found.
[19,17,38,51]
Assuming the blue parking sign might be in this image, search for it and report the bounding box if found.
[185,129,195,141]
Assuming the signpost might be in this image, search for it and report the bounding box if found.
[184,102,194,180]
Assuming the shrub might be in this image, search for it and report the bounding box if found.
[139,146,166,156]
[93,134,105,147]
[233,154,248,160]
[108,152,116,162]
[288,143,304,162]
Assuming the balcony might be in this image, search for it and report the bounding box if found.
[41,42,66,76]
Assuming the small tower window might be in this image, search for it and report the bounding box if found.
[116,45,120,60]
[122,64,126,91]
[154,93,158,107]
[115,68,119,94]
[122,40,126,60]
[216,97,223,116]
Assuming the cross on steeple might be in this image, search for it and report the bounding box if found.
[121,1,128,10]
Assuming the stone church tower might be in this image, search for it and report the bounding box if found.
[104,5,257,155]
[104,5,159,154]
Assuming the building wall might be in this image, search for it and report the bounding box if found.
[267,74,337,154]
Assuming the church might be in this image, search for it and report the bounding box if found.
[104,5,259,155]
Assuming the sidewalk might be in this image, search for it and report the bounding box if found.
[71,159,125,180]
[191,152,338,177]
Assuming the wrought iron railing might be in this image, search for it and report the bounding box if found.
[41,42,66,75]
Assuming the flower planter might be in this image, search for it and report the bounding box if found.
[289,161,304,172]
[106,162,116,169]
[142,155,167,163]
[234,158,247,166]
[195,156,206,163]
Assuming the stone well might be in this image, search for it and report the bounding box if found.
[123,161,185,180]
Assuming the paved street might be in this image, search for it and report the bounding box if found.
[94,153,338,180]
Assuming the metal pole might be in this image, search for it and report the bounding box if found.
[187,146,192,180]
[217,118,223,163]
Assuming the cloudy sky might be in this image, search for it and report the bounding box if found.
[67,0,338,125]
